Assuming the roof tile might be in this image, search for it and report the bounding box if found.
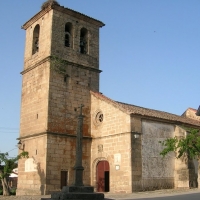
[91,91,200,127]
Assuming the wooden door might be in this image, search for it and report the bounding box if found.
[96,161,110,192]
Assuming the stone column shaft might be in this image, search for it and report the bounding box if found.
[74,105,84,186]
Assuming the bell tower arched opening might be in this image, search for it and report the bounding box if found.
[65,23,73,47]
[32,24,40,54]
[80,28,88,54]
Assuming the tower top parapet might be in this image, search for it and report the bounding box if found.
[22,1,105,30]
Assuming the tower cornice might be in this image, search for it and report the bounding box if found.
[22,4,105,30]
[21,56,102,75]
[21,6,52,30]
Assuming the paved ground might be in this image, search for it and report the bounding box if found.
[0,196,50,200]
[133,193,200,200]
[104,188,200,199]
[0,188,199,200]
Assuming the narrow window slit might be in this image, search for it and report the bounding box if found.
[64,74,69,83]
[80,28,88,54]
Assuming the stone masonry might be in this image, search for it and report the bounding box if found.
[17,1,200,196]
[91,92,132,193]
[17,2,104,195]
[90,92,200,192]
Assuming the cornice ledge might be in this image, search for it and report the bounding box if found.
[21,56,102,75]
[21,57,49,75]
[17,131,92,140]
[52,5,105,28]
[131,113,200,129]
[22,4,105,30]
[22,5,52,30]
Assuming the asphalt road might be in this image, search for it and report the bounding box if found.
[131,193,200,200]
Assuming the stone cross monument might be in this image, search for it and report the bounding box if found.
[74,104,84,186]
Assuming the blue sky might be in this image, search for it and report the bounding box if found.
[0,0,200,157]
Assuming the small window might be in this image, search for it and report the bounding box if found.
[94,110,104,126]
[80,28,88,54]
[65,23,73,47]
[32,24,40,55]
[64,74,69,83]
[96,112,103,123]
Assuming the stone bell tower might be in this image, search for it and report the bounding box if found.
[17,0,104,195]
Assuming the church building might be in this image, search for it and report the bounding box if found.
[17,1,200,195]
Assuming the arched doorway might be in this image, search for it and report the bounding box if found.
[96,160,110,192]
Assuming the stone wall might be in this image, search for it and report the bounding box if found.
[23,10,53,70]
[17,134,92,195]
[182,109,200,121]
[19,3,102,195]
[141,120,175,190]
[45,134,91,194]
[20,62,50,137]
[91,94,132,193]
[131,116,142,191]
[17,135,47,195]
[51,9,100,69]
[47,63,98,136]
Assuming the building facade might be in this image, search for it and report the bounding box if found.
[17,1,200,195]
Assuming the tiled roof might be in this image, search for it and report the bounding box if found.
[91,91,200,128]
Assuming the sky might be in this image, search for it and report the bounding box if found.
[0,0,200,157]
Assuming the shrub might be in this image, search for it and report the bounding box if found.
[10,188,16,196]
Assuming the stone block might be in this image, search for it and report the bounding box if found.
[62,186,94,193]
[50,192,104,200]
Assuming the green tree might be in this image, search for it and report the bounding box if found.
[160,128,200,159]
[0,152,28,196]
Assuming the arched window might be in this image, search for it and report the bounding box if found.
[32,24,40,55]
[65,23,73,47]
[80,28,88,54]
